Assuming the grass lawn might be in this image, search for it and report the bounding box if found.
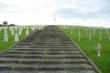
[59,26,110,73]
[0,26,35,53]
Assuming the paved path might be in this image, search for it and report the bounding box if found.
[0,26,101,73]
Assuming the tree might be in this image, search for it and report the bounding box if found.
[9,24,15,26]
[3,21,8,26]
[0,24,2,26]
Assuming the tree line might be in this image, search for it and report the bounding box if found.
[0,21,15,26]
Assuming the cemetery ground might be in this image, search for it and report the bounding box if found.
[59,26,110,73]
[0,26,34,53]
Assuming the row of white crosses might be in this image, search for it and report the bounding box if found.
[1,26,36,42]
[3,26,19,42]
[62,25,105,57]
[79,27,110,41]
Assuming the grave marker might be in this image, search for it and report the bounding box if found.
[78,32,81,41]
[109,34,110,40]
[86,28,88,35]
[0,27,1,31]
[14,26,18,31]
[70,28,73,34]
[26,27,29,35]
[95,43,102,57]
[99,28,102,41]
[89,34,92,41]
[11,29,14,35]
[31,26,35,31]
[4,32,8,41]
[106,29,109,35]
[92,28,96,35]
[4,27,8,41]
[19,28,22,35]
[15,33,19,41]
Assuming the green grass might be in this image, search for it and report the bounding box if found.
[59,26,110,73]
[0,26,35,53]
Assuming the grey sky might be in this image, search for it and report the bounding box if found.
[0,0,109,27]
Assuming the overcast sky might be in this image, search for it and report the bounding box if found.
[0,0,110,27]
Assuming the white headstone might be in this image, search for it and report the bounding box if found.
[4,26,7,30]
[14,26,18,31]
[70,28,73,34]
[19,29,22,35]
[95,43,102,57]
[26,27,29,35]
[97,49,101,57]
[97,43,101,57]
[4,29,8,41]
[38,26,40,30]
[92,28,95,35]
[4,34,8,41]
[83,27,86,32]
[106,29,109,35]
[63,26,66,29]
[78,32,81,41]
[89,34,92,41]
[15,33,18,41]
[31,26,35,31]
[0,27,1,31]
[86,28,88,35]
[97,43,101,50]
[4,28,7,34]
[109,34,110,40]
[78,28,80,33]
[11,29,14,35]
[99,29,102,41]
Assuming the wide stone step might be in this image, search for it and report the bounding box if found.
[0,58,88,64]
[12,48,78,50]
[17,43,74,46]
[2,54,83,57]
[18,42,74,44]
[3,52,83,57]
[21,41,73,44]
[1,54,84,58]
[6,51,81,54]
[17,43,74,45]
[0,70,96,73]
[14,45,76,48]
[0,57,86,60]
[0,64,94,70]
[13,48,79,51]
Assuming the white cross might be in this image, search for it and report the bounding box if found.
[89,34,92,41]
[79,32,81,41]
[99,29,102,41]
[26,27,29,35]
[4,30,8,41]
[15,33,18,41]
[95,43,102,57]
